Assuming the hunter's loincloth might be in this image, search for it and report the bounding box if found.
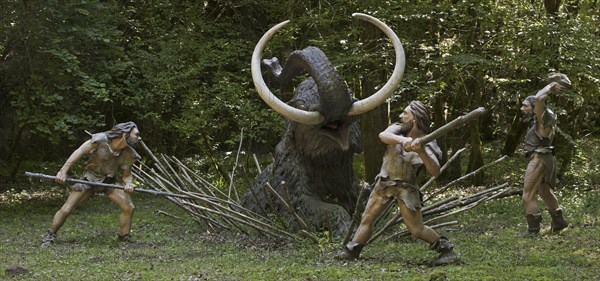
[526,150,557,188]
[70,171,116,194]
[373,177,422,211]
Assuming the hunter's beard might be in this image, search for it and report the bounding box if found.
[400,119,414,134]
[521,112,534,124]
[126,135,139,147]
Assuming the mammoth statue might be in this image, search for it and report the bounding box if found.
[240,13,405,235]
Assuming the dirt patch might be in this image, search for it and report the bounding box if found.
[5,266,29,277]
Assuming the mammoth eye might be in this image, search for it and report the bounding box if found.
[289,99,307,110]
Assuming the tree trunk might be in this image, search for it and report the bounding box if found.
[446,119,464,180]
[359,22,389,182]
[466,78,484,185]
[555,101,581,179]
[501,113,528,156]
[467,117,484,185]
[359,104,388,182]
[556,131,576,179]
[432,98,448,167]
[544,0,562,14]
[429,0,451,180]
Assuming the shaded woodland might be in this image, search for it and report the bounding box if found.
[1,0,599,188]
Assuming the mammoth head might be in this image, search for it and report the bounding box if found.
[251,13,405,151]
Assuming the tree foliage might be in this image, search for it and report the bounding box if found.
[1,0,598,185]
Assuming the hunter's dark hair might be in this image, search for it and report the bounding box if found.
[525,94,551,112]
[105,122,138,140]
[525,95,537,111]
[409,101,431,133]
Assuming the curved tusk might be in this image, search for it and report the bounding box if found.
[347,13,406,116]
[251,21,325,125]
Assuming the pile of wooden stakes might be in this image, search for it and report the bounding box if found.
[134,140,519,245]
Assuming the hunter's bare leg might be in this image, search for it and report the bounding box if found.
[108,189,135,237]
[399,202,438,244]
[338,191,390,260]
[538,182,559,210]
[523,156,545,215]
[352,192,390,244]
[42,190,92,247]
[49,190,92,233]
[400,202,459,266]
[522,156,547,236]
[538,179,568,232]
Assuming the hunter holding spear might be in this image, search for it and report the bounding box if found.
[338,101,463,266]
[41,122,142,247]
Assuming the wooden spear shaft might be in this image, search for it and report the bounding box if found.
[417,107,486,145]
[24,172,195,200]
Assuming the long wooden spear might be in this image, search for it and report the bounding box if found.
[24,172,195,200]
[417,107,486,145]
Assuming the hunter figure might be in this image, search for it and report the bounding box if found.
[41,122,141,247]
[338,101,460,266]
[519,73,570,237]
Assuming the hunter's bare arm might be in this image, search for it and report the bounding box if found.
[380,123,441,177]
[379,123,412,145]
[55,140,97,183]
[534,82,565,137]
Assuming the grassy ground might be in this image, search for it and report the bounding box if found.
[2,140,600,280]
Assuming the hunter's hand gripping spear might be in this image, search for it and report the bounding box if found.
[24,172,195,200]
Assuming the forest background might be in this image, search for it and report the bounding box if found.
[1,0,599,189]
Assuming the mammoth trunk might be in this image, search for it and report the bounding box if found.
[263,46,354,123]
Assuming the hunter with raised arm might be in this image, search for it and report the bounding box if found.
[519,73,571,237]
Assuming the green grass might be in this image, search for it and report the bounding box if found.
[2,138,600,280]
[2,184,599,280]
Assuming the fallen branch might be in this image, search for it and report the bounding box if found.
[424,155,508,203]
[343,182,368,246]
[264,182,314,239]
[367,183,512,244]
[384,221,459,241]
[228,128,244,201]
[156,210,182,220]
